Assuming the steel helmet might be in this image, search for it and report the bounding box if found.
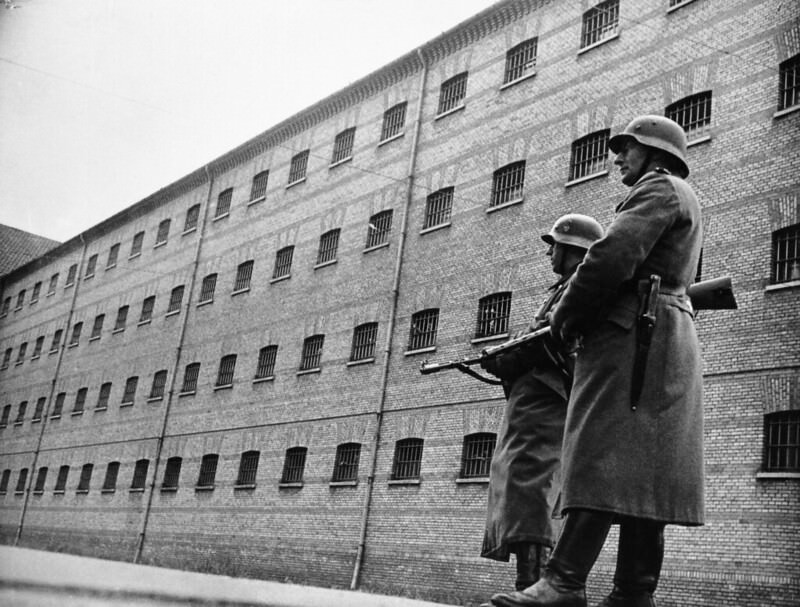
[541,213,604,250]
[608,115,690,178]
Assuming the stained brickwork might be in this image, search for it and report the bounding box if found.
[1,1,799,606]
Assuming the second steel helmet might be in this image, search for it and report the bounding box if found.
[541,213,604,250]
[608,115,690,178]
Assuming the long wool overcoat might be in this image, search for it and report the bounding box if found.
[552,169,705,525]
[481,277,572,560]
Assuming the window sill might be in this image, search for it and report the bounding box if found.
[50,414,61,420]
[420,222,451,235]
[49,349,59,355]
[253,376,275,384]
[565,170,609,188]
[347,358,375,367]
[65,282,75,289]
[182,227,197,236]
[146,397,163,403]
[30,299,39,306]
[31,417,41,423]
[101,488,116,494]
[435,104,466,121]
[314,259,337,270]
[234,483,256,491]
[279,482,304,489]
[14,491,25,496]
[106,263,117,270]
[577,31,619,56]
[231,288,251,296]
[248,196,266,207]
[667,0,698,12]
[774,105,800,119]
[213,384,233,392]
[456,477,489,485]
[405,346,436,357]
[765,280,800,292]
[53,490,65,495]
[178,390,196,397]
[31,355,40,361]
[687,135,711,148]
[15,361,24,366]
[329,480,358,487]
[153,241,167,249]
[213,212,229,222]
[195,485,215,492]
[94,406,107,412]
[76,490,89,495]
[137,319,152,327]
[297,368,321,376]
[500,71,536,90]
[388,479,420,486]
[363,242,390,254]
[329,156,352,169]
[160,486,178,493]
[70,410,84,417]
[46,292,55,297]
[270,275,291,284]
[67,343,78,349]
[13,307,22,313]
[377,132,404,147]
[756,471,800,480]
[89,336,100,342]
[165,310,180,318]
[286,177,306,190]
[120,402,134,408]
[486,198,524,214]
[471,333,510,345]
[129,487,145,493]
[33,490,43,496]
[112,328,125,335]
[13,421,23,426]
[127,254,141,261]
[84,274,94,281]
[197,299,213,308]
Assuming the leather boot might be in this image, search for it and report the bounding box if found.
[515,543,547,590]
[490,510,613,607]
[594,518,664,607]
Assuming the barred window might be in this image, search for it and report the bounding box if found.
[167,285,184,313]
[666,92,712,140]
[199,273,217,303]
[84,254,97,278]
[437,72,468,115]
[122,376,138,405]
[250,170,269,202]
[32,336,44,358]
[491,161,526,207]
[15,468,28,494]
[763,410,799,472]
[234,261,254,292]
[15,290,25,310]
[569,130,609,182]
[15,401,27,423]
[771,224,800,284]
[1,348,9,369]
[69,322,83,346]
[300,335,324,371]
[0,469,9,493]
[236,450,260,486]
[33,467,48,493]
[139,296,155,323]
[130,232,144,257]
[273,246,294,279]
[476,292,512,338]
[504,38,537,84]
[72,388,87,414]
[255,345,278,379]
[54,465,69,492]
[216,354,237,387]
[0,404,10,426]
[288,150,310,184]
[50,329,63,353]
[215,188,233,218]
[114,306,129,331]
[31,281,41,302]
[33,397,46,421]
[391,438,424,480]
[77,463,93,493]
[424,187,454,229]
[131,459,149,490]
[96,382,112,410]
[332,127,355,164]
[161,457,182,490]
[408,309,439,351]
[149,370,168,400]
[380,102,407,142]
[102,462,120,492]
[460,432,496,478]
[316,229,340,265]
[90,314,105,339]
[281,447,307,484]
[184,204,200,232]
[196,454,218,489]
[779,54,800,111]
[51,392,65,417]
[181,362,201,393]
[66,263,78,286]
[48,273,59,294]
[155,219,170,245]
[366,210,393,249]
[581,0,619,49]
[16,342,27,363]
[351,322,378,362]
[332,443,361,482]
[1,297,10,315]
[107,243,120,268]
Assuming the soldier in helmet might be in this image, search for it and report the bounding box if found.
[478,214,604,602]
[489,116,703,607]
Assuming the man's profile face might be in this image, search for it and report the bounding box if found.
[614,139,649,186]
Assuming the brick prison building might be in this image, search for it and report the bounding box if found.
[1,0,798,605]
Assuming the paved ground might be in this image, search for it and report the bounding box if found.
[0,546,461,607]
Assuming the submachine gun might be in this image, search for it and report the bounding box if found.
[419,276,737,384]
